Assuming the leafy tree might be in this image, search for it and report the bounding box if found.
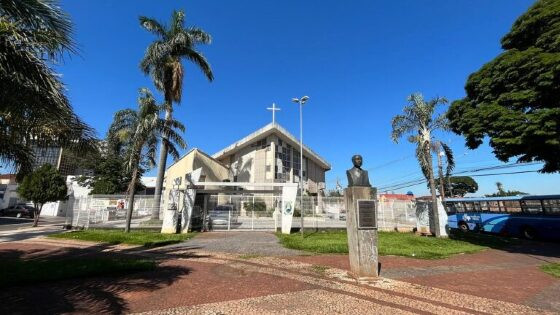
[76,155,145,195]
[0,0,95,178]
[431,140,455,200]
[108,88,185,232]
[327,190,343,197]
[448,0,560,173]
[139,9,214,219]
[17,164,68,227]
[391,93,449,237]
[485,182,527,197]
[433,176,478,197]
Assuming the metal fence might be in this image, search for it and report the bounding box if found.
[65,193,428,232]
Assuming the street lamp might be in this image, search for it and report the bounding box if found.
[292,96,309,236]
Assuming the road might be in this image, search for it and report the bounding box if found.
[0,216,66,242]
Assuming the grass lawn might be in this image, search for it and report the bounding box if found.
[0,258,156,287]
[276,230,518,259]
[541,263,560,278]
[49,229,196,247]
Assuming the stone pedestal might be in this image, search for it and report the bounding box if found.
[345,186,378,278]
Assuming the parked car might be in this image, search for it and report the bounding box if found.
[208,204,237,226]
[0,205,36,218]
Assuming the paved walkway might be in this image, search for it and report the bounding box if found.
[168,231,303,256]
[0,231,558,314]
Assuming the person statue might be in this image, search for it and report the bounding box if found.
[346,154,371,187]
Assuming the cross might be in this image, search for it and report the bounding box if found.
[267,102,281,124]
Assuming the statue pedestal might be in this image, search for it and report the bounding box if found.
[344,186,379,278]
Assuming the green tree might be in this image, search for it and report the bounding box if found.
[431,140,455,200]
[76,155,145,195]
[17,164,68,227]
[433,176,478,197]
[139,9,214,219]
[108,88,185,232]
[485,182,527,197]
[391,93,449,237]
[0,0,95,178]
[448,0,560,173]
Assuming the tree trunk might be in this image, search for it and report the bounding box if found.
[125,167,139,233]
[425,145,441,237]
[436,152,446,201]
[32,203,42,227]
[152,106,172,220]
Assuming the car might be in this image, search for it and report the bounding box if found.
[0,205,36,218]
[208,204,237,226]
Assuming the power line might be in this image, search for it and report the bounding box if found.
[378,162,542,191]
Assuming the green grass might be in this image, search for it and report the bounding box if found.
[49,229,196,248]
[276,230,505,259]
[540,263,560,278]
[0,258,156,287]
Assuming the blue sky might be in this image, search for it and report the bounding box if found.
[58,0,559,196]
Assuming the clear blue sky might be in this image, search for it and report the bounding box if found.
[58,0,559,196]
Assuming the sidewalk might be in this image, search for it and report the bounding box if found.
[1,234,558,314]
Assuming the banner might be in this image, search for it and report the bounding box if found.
[281,185,298,234]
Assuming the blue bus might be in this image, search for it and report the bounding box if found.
[444,195,560,240]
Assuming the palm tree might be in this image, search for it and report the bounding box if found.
[0,0,95,177]
[391,93,449,237]
[108,88,186,232]
[139,9,213,218]
[431,140,455,201]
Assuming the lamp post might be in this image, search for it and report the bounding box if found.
[291,95,309,236]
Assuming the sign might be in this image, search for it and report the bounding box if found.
[356,199,377,229]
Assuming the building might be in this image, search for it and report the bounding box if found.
[0,174,19,209]
[212,123,330,194]
[162,123,331,211]
[31,144,93,177]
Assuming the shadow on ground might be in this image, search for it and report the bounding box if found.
[448,231,560,259]
[0,244,200,314]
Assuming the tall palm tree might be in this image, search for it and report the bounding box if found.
[139,9,213,218]
[431,140,455,201]
[108,88,186,232]
[391,93,449,237]
[0,0,95,177]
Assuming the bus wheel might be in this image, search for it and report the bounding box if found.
[521,226,537,240]
[459,222,469,233]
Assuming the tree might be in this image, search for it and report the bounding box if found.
[17,164,68,227]
[139,9,214,219]
[76,155,145,195]
[485,181,527,197]
[0,0,95,178]
[391,93,449,237]
[448,0,560,173]
[433,176,478,197]
[108,88,185,232]
[431,140,455,200]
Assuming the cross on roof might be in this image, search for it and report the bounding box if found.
[267,102,281,124]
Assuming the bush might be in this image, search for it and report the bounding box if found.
[243,201,266,212]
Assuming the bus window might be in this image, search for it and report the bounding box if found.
[543,199,560,215]
[503,201,522,213]
[488,201,500,212]
[479,201,489,212]
[473,202,482,212]
[464,202,474,212]
[522,200,543,214]
[456,202,465,213]
[444,203,456,214]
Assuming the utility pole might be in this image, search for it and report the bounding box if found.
[437,150,446,201]
[292,96,309,236]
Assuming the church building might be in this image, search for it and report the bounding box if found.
[163,122,331,198]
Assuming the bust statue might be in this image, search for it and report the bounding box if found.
[346,155,371,187]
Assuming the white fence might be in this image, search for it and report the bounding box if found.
[66,193,429,232]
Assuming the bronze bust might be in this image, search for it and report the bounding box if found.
[346,155,371,187]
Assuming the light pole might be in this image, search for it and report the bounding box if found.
[292,95,309,236]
